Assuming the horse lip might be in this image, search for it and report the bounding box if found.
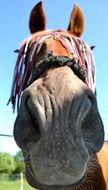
[26,166,86,190]
[25,148,89,187]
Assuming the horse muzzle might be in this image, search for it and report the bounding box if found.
[14,66,104,188]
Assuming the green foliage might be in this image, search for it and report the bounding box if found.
[13,151,25,174]
[0,179,36,190]
[0,151,25,174]
[0,152,16,174]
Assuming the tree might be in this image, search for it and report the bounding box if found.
[0,152,16,174]
[13,151,25,174]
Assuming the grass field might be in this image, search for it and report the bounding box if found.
[0,179,38,190]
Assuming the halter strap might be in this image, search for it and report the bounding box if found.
[8,30,96,112]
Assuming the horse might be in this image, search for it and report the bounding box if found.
[8,1,108,190]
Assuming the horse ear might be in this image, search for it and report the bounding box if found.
[29,1,46,34]
[67,4,84,37]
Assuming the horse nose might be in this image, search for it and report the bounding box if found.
[22,82,103,152]
[14,66,104,160]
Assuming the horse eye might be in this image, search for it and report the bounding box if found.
[90,46,96,50]
[14,49,20,53]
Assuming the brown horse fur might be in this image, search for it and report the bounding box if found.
[97,142,108,190]
[13,1,108,190]
[71,143,108,190]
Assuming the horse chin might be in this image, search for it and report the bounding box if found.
[25,167,86,190]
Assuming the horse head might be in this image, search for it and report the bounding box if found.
[10,1,104,189]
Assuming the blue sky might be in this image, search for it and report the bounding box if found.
[0,0,108,154]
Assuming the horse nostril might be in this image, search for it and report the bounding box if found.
[81,89,104,155]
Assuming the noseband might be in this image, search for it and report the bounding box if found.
[8,30,96,112]
[31,53,87,83]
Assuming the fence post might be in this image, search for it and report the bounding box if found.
[20,172,24,190]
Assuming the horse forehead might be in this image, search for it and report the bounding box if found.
[31,29,69,40]
[44,38,70,56]
[31,30,71,53]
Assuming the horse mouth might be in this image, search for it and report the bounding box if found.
[24,145,88,187]
[25,164,86,190]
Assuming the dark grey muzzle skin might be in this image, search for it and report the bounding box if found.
[14,66,104,190]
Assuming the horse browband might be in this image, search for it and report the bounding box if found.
[8,30,96,112]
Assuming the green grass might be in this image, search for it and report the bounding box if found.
[0,179,38,190]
